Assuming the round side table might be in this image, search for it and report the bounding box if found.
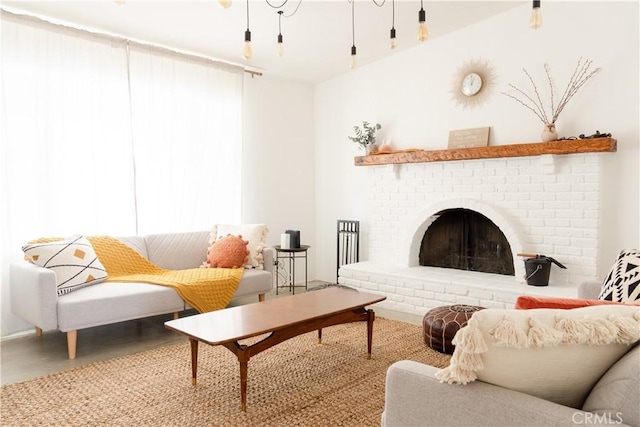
[274,245,310,295]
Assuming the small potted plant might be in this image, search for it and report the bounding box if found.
[349,121,382,154]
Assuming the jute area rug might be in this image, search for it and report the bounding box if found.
[1,317,450,427]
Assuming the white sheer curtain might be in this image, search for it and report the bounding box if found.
[128,46,243,234]
[0,11,243,336]
[1,13,135,335]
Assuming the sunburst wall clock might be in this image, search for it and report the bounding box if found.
[450,59,496,110]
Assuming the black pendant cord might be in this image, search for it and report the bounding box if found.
[351,0,355,49]
[392,0,395,31]
[282,0,302,18]
[267,0,303,18]
[278,10,283,38]
[244,0,251,43]
[389,0,396,44]
[265,0,288,8]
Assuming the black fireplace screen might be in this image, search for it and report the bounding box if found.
[419,209,515,276]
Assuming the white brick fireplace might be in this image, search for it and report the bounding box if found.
[339,151,606,316]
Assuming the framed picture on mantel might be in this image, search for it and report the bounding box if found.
[448,127,490,149]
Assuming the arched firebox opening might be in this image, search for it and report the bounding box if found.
[419,208,515,276]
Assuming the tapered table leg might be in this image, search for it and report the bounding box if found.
[190,339,199,385]
[367,309,375,359]
[238,345,249,412]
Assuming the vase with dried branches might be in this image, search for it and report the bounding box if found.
[502,58,601,142]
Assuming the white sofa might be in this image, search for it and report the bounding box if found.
[10,231,275,359]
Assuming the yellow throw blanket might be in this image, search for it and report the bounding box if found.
[87,236,243,313]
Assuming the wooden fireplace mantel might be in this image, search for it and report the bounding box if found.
[354,137,617,166]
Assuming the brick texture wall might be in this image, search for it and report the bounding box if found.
[339,153,604,316]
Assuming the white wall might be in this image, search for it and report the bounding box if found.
[242,74,317,278]
[314,1,640,282]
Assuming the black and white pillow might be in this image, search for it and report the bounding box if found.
[22,236,108,295]
[598,249,640,302]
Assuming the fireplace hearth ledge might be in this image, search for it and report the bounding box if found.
[338,261,578,317]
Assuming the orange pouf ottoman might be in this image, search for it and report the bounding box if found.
[422,304,485,354]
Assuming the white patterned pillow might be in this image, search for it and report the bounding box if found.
[599,249,640,302]
[22,236,108,295]
[208,224,268,269]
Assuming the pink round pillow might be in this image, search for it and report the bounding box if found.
[207,234,249,268]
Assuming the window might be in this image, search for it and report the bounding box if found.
[0,11,243,334]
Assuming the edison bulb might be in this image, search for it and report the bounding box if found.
[276,42,284,57]
[417,22,428,42]
[218,0,232,8]
[530,7,542,29]
[243,41,252,60]
[349,46,357,69]
[390,38,397,49]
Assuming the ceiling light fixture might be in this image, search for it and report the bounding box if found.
[242,0,252,60]
[390,0,396,49]
[530,0,542,29]
[350,0,357,69]
[276,10,284,57]
[417,0,428,42]
[218,0,232,8]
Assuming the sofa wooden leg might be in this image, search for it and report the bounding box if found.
[259,293,265,302]
[67,330,77,360]
[35,327,43,337]
[173,312,179,320]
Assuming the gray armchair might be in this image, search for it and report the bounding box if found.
[382,281,640,427]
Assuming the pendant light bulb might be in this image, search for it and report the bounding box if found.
[218,0,232,8]
[277,35,284,57]
[530,0,542,29]
[242,0,251,60]
[417,6,428,42]
[276,11,284,57]
[349,0,357,69]
[389,0,397,49]
[350,46,357,69]
[243,30,252,60]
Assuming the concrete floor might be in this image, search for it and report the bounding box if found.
[1,283,421,386]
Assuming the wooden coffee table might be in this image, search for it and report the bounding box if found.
[165,287,386,411]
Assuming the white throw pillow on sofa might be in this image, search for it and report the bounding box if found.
[436,305,640,408]
[209,224,268,269]
[22,236,108,295]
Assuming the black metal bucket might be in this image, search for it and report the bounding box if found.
[524,256,567,286]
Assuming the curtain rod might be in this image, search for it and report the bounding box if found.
[1,8,263,78]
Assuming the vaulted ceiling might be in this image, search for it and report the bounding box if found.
[2,1,524,83]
